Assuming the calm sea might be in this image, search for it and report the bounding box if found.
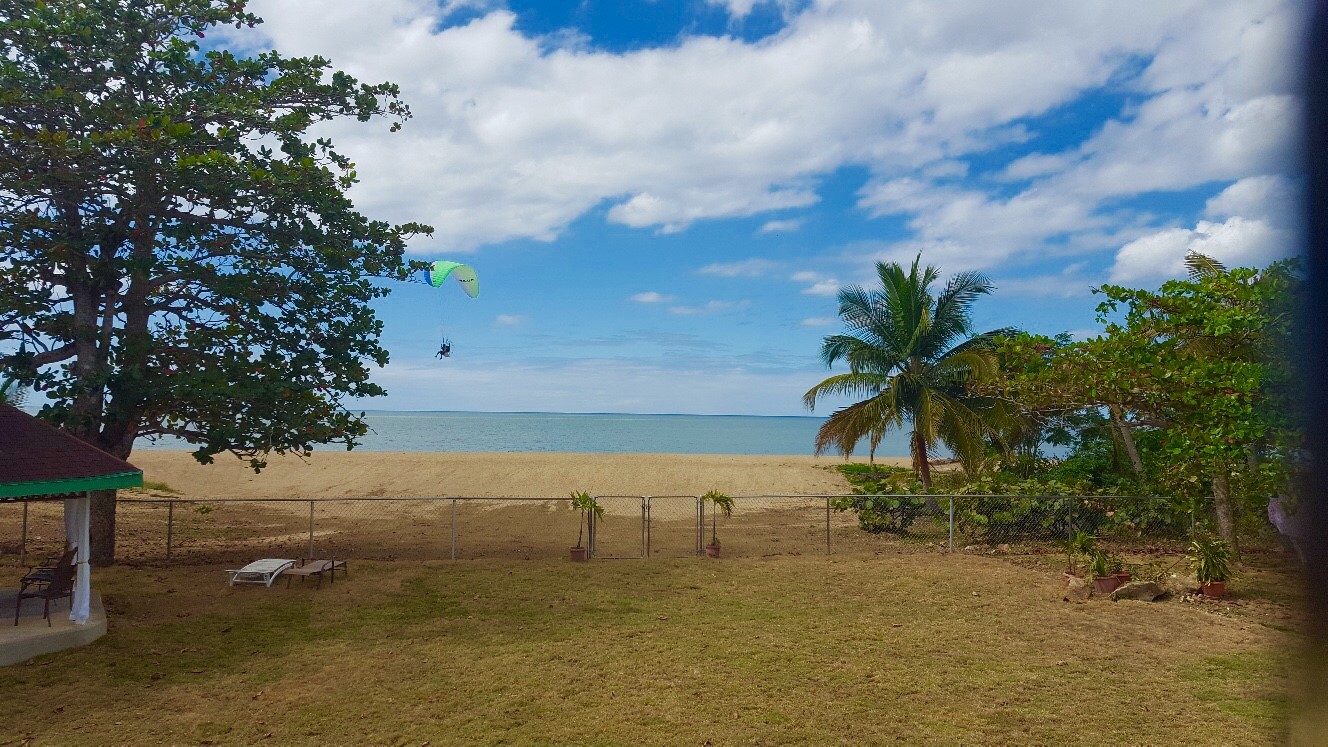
[134,410,912,456]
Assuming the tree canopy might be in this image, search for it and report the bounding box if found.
[803,256,1011,486]
[0,0,431,562]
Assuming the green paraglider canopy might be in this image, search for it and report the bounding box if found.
[426,261,480,298]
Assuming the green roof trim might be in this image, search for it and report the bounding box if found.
[0,471,143,499]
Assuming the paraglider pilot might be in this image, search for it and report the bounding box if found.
[437,338,452,359]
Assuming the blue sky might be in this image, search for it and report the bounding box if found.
[231,0,1304,415]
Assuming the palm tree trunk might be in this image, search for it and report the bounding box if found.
[913,431,941,514]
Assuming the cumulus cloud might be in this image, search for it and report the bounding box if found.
[1109,217,1291,283]
[230,0,1296,257]
[800,316,835,327]
[1203,174,1301,228]
[494,314,525,325]
[629,291,676,303]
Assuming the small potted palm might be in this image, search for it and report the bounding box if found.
[1188,536,1232,598]
[702,490,734,558]
[1088,550,1121,595]
[1064,530,1095,581]
[569,491,603,562]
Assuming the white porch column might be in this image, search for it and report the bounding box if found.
[63,492,92,624]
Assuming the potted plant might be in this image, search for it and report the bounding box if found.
[1188,536,1232,598]
[569,491,603,561]
[702,490,734,558]
[1064,530,1096,581]
[1110,554,1132,586]
[1088,550,1120,595]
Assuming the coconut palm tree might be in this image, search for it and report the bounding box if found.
[802,256,1010,488]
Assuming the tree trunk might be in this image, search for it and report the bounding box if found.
[89,489,117,567]
[913,431,941,513]
[1109,405,1144,476]
[1212,471,1239,559]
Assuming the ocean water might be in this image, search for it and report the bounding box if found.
[134,410,914,456]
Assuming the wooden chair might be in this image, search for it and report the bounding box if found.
[19,546,77,594]
[15,558,76,627]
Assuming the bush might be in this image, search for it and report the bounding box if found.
[834,494,929,535]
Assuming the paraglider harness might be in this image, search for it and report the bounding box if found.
[436,338,452,359]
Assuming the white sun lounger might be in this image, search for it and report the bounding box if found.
[226,559,296,587]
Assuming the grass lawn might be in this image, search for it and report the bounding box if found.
[0,554,1302,745]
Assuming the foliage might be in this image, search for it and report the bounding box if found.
[1088,549,1113,579]
[1189,536,1233,584]
[832,464,928,534]
[569,491,602,549]
[0,377,25,406]
[0,0,430,472]
[804,255,1015,485]
[1065,530,1096,574]
[702,489,733,545]
[992,256,1301,548]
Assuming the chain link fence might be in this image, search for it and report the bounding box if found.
[0,494,1197,566]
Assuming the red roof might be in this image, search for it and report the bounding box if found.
[0,404,141,495]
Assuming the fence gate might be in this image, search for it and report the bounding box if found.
[590,496,647,559]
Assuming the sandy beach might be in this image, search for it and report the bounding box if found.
[129,450,909,499]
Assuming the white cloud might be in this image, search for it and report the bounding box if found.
[800,317,835,327]
[1109,217,1292,283]
[698,259,783,277]
[668,300,750,315]
[758,218,804,234]
[1204,174,1300,228]
[494,314,525,325]
[789,270,840,297]
[231,0,1294,253]
[629,291,676,303]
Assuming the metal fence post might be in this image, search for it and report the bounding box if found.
[166,501,174,563]
[1066,496,1074,541]
[451,499,457,560]
[696,496,703,556]
[948,496,955,553]
[640,497,647,558]
[589,504,596,558]
[307,500,315,558]
[645,497,652,559]
[19,502,28,565]
[825,496,831,555]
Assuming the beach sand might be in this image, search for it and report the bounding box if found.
[128,451,907,499]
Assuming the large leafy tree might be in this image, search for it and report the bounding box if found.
[803,257,1010,488]
[0,1,431,564]
[997,255,1300,554]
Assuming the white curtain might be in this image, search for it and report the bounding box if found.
[63,493,91,624]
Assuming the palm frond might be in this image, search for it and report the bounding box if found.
[802,372,893,410]
[1185,251,1227,280]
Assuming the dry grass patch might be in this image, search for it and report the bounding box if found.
[0,554,1301,746]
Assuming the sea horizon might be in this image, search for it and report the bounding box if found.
[132,409,907,456]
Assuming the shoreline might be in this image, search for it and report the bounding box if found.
[126,451,910,499]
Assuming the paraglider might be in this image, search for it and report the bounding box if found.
[422,260,478,359]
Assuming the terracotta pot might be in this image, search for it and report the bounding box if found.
[569,546,588,562]
[1201,581,1226,598]
[1092,576,1120,595]
[705,544,722,558]
[1112,571,1132,585]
